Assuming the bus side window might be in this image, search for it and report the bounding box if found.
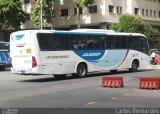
[101,36,107,49]
[128,37,134,49]
[107,36,115,49]
[138,36,149,54]
[93,36,101,49]
[102,36,112,49]
[37,33,52,51]
[116,36,128,49]
[53,34,69,50]
[70,36,86,50]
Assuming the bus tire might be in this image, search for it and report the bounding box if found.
[54,74,66,79]
[0,66,5,71]
[129,60,139,72]
[76,63,87,78]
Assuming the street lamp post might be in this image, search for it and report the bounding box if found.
[40,0,43,30]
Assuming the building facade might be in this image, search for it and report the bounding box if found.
[22,0,160,29]
[21,0,35,29]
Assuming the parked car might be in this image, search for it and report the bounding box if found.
[0,41,11,71]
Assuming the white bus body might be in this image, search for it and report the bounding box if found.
[10,30,150,77]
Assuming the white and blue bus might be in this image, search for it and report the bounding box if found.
[10,29,150,78]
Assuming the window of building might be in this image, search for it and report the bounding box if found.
[150,10,153,17]
[88,5,97,13]
[142,9,145,16]
[60,9,69,16]
[117,6,122,15]
[134,8,139,15]
[74,7,82,15]
[109,5,114,13]
[159,11,160,18]
[24,0,29,4]
[154,10,156,17]
[146,9,149,16]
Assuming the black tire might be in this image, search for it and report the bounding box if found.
[0,66,5,71]
[129,60,138,72]
[110,70,117,74]
[54,74,66,79]
[76,63,87,78]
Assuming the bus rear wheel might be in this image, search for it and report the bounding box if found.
[76,63,87,78]
[129,60,139,72]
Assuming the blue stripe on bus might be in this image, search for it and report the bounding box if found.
[73,50,105,61]
[15,34,24,40]
[73,50,128,68]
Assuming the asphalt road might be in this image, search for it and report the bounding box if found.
[0,69,160,113]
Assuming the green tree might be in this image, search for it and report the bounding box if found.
[109,14,144,33]
[73,0,96,28]
[0,0,30,30]
[31,0,55,29]
[109,14,159,48]
[144,25,160,48]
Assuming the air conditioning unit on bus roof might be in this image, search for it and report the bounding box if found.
[70,29,115,33]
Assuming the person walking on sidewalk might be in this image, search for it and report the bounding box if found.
[150,51,156,65]
[155,54,160,65]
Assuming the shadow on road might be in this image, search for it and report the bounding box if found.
[18,69,151,83]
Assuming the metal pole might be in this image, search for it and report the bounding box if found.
[40,0,43,30]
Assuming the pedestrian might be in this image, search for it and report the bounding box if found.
[154,54,160,65]
[150,51,156,65]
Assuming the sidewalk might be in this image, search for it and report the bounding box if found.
[145,64,160,70]
[151,65,160,69]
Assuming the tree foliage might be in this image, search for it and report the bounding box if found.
[73,0,96,28]
[73,0,95,7]
[109,14,144,33]
[109,14,159,47]
[0,0,30,30]
[144,25,160,47]
[31,0,55,29]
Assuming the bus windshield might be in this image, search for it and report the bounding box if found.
[0,42,10,52]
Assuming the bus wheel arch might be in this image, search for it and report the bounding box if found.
[129,59,139,72]
[75,62,88,78]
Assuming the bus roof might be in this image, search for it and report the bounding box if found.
[10,29,146,38]
[70,29,115,33]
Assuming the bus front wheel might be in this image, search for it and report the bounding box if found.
[129,60,139,72]
[76,63,87,78]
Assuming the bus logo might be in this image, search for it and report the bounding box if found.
[82,53,101,57]
[74,50,105,62]
[15,34,24,40]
